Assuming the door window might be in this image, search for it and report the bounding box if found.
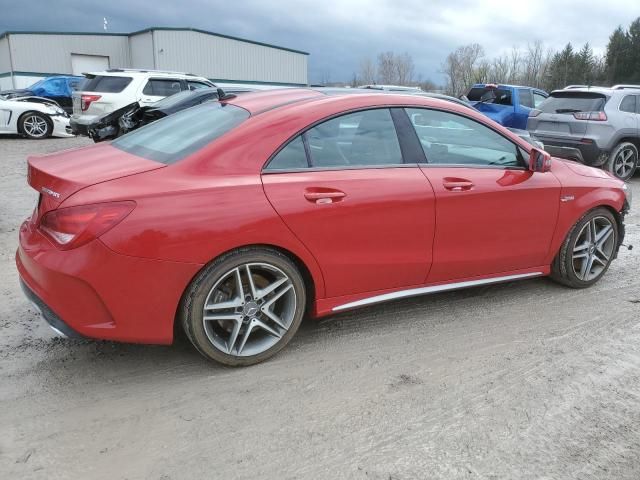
[187,81,212,91]
[266,136,309,170]
[406,108,523,167]
[620,95,637,113]
[518,89,534,108]
[142,79,182,96]
[533,92,546,108]
[305,109,402,167]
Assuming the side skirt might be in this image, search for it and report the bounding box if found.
[322,271,546,314]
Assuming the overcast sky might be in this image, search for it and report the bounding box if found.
[1,0,639,83]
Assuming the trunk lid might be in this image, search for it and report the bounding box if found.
[28,143,164,207]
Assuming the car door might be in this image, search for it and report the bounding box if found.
[261,108,436,298]
[405,107,561,283]
[139,78,182,106]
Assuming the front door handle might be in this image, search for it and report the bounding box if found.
[443,180,474,192]
[304,189,346,204]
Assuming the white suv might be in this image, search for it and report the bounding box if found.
[70,69,215,135]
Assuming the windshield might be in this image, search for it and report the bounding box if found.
[539,92,608,114]
[83,75,133,93]
[467,87,513,106]
[112,102,249,164]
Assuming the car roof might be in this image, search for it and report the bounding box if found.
[84,70,209,80]
[225,87,479,117]
[549,87,617,95]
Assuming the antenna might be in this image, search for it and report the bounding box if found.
[103,17,108,32]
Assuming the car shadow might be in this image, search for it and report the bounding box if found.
[12,276,560,384]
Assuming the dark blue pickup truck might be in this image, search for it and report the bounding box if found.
[466,83,548,130]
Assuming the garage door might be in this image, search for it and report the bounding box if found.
[71,54,110,75]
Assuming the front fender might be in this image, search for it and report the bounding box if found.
[543,185,625,264]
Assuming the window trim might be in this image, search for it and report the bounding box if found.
[262,106,410,173]
[403,106,529,169]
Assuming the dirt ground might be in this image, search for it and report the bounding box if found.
[1,136,640,480]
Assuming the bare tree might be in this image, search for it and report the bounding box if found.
[359,58,377,85]
[396,52,415,85]
[441,43,485,96]
[377,51,397,84]
[507,46,522,84]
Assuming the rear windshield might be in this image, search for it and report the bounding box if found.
[112,102,249,164]
[539,92,608,114]
[467,87,513,106]
[83,75,132,93]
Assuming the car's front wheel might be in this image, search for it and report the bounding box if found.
[20,112,52,139]
[551,207,618,288]
[180,247,307,366]
[606,142,638,180]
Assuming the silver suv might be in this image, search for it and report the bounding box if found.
[527,85,640,180]
[70,69,214,136]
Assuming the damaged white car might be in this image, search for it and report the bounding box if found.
[0,95,73,139]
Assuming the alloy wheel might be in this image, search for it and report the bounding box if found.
[23,115,49,138]
[202,262,296,357]
[571,216,616,281]
[613,147,637,179]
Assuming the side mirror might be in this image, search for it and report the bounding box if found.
[529,147,552,173]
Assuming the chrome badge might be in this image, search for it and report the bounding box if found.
[41,187,61,199]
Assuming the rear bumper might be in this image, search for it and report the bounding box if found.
[534,135,608,166]
[16,219,201,345]
[20,279,84,338]
[69,119,89,136]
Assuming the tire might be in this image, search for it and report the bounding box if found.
[606,142,638,180]
[19,112,53,139]
[551,207,618,288]
[180,247,307,366]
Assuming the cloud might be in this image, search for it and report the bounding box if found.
[1,0,638,83]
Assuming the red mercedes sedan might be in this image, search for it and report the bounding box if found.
[17,88,631,365]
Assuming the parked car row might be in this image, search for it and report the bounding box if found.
[2,69,638,180]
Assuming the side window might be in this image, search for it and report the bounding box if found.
[68,80,81,91]
[406,108,523,168]
[620,95,636,113]
[533,92,546,109]
[305,109,402,167]
[142,79,182,96]
[187,81,211,91]
[518,89,534,108]
[265,136,308,170]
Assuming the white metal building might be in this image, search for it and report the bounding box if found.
[0,27,309,90]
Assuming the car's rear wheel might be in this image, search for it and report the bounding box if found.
[551,207,618,288]
[20,112,52,139]
[606,142,638,180]
[180,247,306,366]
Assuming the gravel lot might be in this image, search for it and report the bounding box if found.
[1,136,640,480]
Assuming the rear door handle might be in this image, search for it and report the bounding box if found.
[443,180,474,192]
[304,189,346,204]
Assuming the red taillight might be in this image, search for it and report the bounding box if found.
[81,94,102,111]
[573,111,607,121]
[39,201,135,250]
[529,109,542,117]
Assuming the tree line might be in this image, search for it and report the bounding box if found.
[351,17,640,97]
